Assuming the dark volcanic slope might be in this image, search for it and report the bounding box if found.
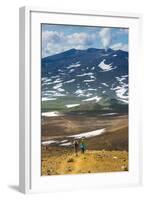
[41,48,128,104]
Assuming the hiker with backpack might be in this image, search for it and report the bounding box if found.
[80,138,87,154]
[73,139,79,156]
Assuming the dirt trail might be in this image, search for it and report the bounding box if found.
[42,150,128,175]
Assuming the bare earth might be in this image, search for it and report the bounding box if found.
[42,150,128,175]
[41,114,128,175]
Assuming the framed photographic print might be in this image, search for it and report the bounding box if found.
[19,7,142,193]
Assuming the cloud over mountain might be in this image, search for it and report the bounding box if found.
[110,43,128,52]
[42,25,128,57]
[42,31,97,57]
[99,28,112,50]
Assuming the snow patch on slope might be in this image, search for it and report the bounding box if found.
[67,62,81,69]
[98,59,116,71]
[42,140,57,145]
[84,79,95,83]
[42,97,57,101]
[115,87,128,99]
[53,83,63,89]
[68,128,105,139]
[101,83,109,87]
[66,104,80,108]
[82,96,101,103]
[42,111,62,117]
[64,79,75,83]
[77,72,93,77]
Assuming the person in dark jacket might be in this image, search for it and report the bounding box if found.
[73,139,79,156]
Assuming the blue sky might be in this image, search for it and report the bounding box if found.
[42,24,128,58]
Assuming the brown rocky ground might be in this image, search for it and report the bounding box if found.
[41,114,128,175]
[42,150,128,176]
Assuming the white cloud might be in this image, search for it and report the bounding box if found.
[42,31,64,43]
[67,32,96,46]
[110,43,128,52]
[42,28,128,57]
[42,31,97,57]
[42,31,66,57]
[98,28,112,50]
[118,28,129,35]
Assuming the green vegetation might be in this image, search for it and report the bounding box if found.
[41,96,83,112]
[41,96,128,115]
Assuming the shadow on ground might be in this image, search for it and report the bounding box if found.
[8,185,19,192]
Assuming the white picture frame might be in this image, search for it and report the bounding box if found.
[19,6,143,194]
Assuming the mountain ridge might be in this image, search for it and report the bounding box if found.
[41,48,128,112]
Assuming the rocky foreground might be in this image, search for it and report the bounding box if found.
[41,150,128,176]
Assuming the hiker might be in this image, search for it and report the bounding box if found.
[80,138,86,154]
[73,139,79,156]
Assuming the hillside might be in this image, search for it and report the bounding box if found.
[41,48,128,109]
[41,47,129,176]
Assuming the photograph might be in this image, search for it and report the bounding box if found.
[41,24,129,176]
